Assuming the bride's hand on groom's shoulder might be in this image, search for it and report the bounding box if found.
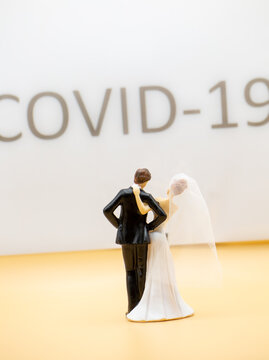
[132,184,140,195]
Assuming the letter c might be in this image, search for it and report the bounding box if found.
[0,95,21,142]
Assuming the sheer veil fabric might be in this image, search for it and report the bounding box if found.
[168,174,221,287]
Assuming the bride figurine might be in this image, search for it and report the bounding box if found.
[127,173,219,322]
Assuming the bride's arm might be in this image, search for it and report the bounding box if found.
[132,185,151,215]
[156,197,169,208]
[157,196,178,215]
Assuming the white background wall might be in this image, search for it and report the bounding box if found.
[0,0,269,255]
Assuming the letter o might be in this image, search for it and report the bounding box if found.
[27,92,68,139]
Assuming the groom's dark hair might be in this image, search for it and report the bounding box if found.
[134,168,151,184]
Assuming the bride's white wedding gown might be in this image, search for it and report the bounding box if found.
[127,223,194,322]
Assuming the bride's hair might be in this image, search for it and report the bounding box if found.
[134,168,151,184]
[170,179,187,196]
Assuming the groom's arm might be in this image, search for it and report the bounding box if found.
[143,194,167,231]
[103,190,123,228]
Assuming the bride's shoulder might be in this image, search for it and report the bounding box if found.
[156,197,169,207]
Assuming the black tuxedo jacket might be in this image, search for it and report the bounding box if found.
[103,187,167,245]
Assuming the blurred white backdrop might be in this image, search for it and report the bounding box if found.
[0,0,269,254]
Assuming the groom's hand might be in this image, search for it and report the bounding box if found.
[103,190,123,228]
[145,194,167,231]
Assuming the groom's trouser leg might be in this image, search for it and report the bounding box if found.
[137,244,148,300]
[121,244,140,313]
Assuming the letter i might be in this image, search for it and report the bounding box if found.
[120,88,129,134]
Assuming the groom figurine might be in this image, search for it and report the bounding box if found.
[103,168,167,314]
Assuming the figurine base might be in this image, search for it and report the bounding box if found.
[126,313,194,323]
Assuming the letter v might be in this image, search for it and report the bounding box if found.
[74,89,112,136]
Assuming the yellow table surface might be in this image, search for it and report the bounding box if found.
[0,242,268,360]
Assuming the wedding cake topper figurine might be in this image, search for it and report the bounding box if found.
[103,168,167,315]
[104,171,219,322]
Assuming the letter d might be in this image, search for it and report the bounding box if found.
[140,86,176,133]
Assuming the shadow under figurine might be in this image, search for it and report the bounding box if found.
[103,168,167,315]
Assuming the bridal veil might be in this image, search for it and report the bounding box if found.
[167,173,221,287]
